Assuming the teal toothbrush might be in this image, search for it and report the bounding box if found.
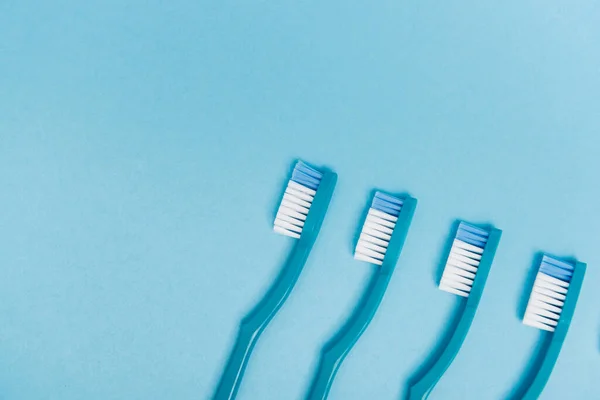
[509,255,586,400]
[407,222,502,400]
[306,191,417,400]
[213,161,337,400]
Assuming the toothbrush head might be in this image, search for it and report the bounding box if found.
[439,222,491,297]
[273,161,324,239]
[523,255,575,332]
[354,191,404,266]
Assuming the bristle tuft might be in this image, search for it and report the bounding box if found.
[273,161,322,238]
[354,192,404,265]
[523,255,574,332]
[439,222,489,297]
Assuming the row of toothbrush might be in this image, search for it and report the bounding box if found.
[213,160,587,400]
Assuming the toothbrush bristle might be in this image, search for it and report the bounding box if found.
[354,192,403,266]
[439,222,490,297]
[273,161,323,239]
[523,255,574,332]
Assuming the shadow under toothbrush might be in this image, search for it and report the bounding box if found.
[404,219,496,400]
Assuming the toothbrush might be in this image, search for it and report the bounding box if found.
[407,222,502,400]
[213,161,337,400]
[510,255,586,400]
[306,191,417,400]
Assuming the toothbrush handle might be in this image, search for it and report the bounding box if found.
[213,241,312,400]
[408,228,502,400]
[306,269,393,400]
[307,196,417,400]
[519,334,565,400]
[406,303,475,400]
[518,262,586,400]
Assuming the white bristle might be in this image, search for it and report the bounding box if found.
[439,224,489,298]
[358,240,387,254]
[354,253,383,265]
[368,208,398,223]
[366,213,396,229]
[362,226,391,242]
[288,180,316,196]
[537,273,570,289]
[358,232,389,248]
[273,181,316,238]
[355,214,392,265]
[273,162,324,238]
[280,198,309,214]
[439,240,484,296]
[354,201,402,266]
[285,186,314,202]
[273,225,301,239]
[454,239,484,255]
[439,282,470,297]
[523,271,571,332]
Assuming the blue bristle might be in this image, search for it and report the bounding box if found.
[291,161,322,190]
[456,222,488,248]
[540,255,574,282]
[371,192,403,216]
[460,223,489,237]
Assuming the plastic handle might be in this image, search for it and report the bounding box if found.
[306,197,417,400]
[214,242,312,400]
[407,228,502,400]
[515,262,586,400]
[306,270,391,400]
[213,171,337,400]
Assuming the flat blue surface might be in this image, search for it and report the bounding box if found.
[1,1,598,399]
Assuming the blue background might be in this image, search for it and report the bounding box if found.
[1,1,598,399]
